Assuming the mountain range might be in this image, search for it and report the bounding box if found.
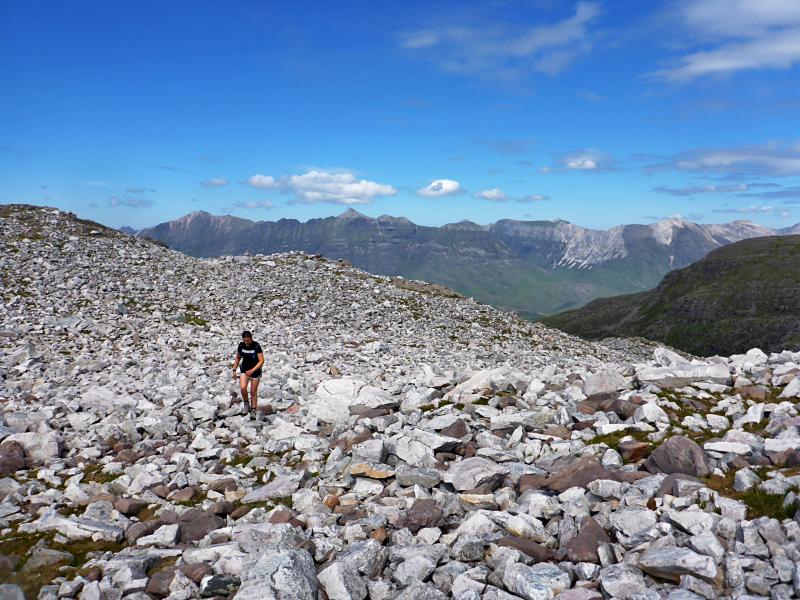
[137,209,800,319]
[543,234,800,355]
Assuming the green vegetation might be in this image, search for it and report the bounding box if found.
[703,468,799,520]
[0,528,123,599]
[544,235,800,356]
[183,314,209,326]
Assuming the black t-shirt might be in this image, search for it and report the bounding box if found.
[237,341,263,371]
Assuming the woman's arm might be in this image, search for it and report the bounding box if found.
[251,352,265,374]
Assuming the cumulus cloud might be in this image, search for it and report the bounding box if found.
[654,183,749,196]
[201,178,229,188]
[654,0,800,81]
[475,188,510,202]
[285,171,397,205]
[245,170,396,205]
[247,174,279,189]
[233,200,274,210]
[648,143,800,177]
[417,179,463,197]
[109,196,153,208]
[399,2,601,80]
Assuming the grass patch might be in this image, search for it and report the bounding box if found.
[82,464,121,484]
[703,469,798,520]
[0,529,124,599]
[737,487,797,520]
[184,314,209,326]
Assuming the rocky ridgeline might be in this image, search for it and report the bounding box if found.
[1,205,800,600]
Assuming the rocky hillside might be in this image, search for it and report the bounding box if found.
[543,235,800,356]
[137,209,796,319]
[3,204,800,600]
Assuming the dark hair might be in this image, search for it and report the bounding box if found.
[242,330,253,338]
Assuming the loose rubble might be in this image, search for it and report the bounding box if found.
[2,204,800,599]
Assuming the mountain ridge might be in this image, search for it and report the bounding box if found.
[136,209,800,318]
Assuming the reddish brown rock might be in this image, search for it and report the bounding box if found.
[179,562,212,583]
[146,568,176,598]
[126,519,163,545]
[455,441,478,459]
[560,517,611,563]
[646,436,709,478]
[544,456,618,492]
[171,487,196,503]
[268,507,294,524]
[208,478,237,493]
[441,419,469,439]
[0,441,26,476]
[737,386,770,402]
[179,514,225,543]
[150,484,170,499]
[404,499,444,533]
[618,440,650,463]
[230,506,252,520]
[114,497,148,516]
[498,536,554,561]
[210,500,234,515]
[518,473,549,494]
[116,449,140,464]
[543,425,571,440]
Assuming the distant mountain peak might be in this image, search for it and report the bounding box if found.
[336,208,368,220]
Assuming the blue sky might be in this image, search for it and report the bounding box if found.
[2,0,800,230]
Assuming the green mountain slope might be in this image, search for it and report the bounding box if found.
[542,235,800,355]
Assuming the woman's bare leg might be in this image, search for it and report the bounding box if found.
[250,378,260,412]
[239,374,250,409]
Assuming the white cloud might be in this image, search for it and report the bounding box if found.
[201,178,229,188]
[541,149,612,173]
[655,0,800,80]
[566,158,597,170]
[417,179,463,197]
[650,143,800,177]
[400,2,600,80]
[233,200,274,210]
[475,188,509,202]
[247,174,278,189]
[244,171,396,205]
[285,171,396,205]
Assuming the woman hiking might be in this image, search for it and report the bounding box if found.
[232,330,265,419]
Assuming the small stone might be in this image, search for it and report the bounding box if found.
[502,562,571,600]
[639,547,717,583]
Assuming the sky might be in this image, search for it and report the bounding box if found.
[2,0,800,230]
